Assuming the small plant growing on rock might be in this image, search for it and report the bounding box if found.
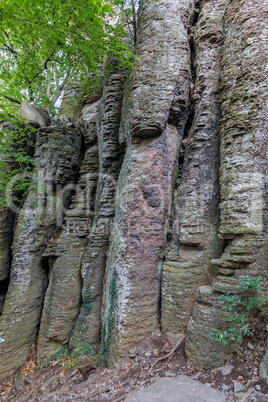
[48,341,100,371]
[209,276,268,345]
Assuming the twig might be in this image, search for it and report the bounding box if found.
[88,385,109,399]
[149,335,185,372]
[240,388,254,402]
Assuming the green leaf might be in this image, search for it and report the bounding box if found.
[103,4,111,12]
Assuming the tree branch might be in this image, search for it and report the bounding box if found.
[50,71,71,106]
[3,95,21,105]
[32,51,55,81]
[4,43,18,56]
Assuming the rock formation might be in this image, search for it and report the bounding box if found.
[185,0,268,367]
[0,0,267,381]
[0,119,81,378]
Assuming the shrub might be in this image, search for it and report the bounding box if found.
[209,276,268,345]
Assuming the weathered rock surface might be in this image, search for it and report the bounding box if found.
[101,124,180,364]
[161,0,225,343]
[0,122,81,379]
[57,84,84,122]
[0,122,37,301]
[101,0,195,364]
[20,103,51,127]
[37,107,99,359]
[185,286,241,367]
[70,61,125,347]
[260,326,268,384]
[126,375,226,402]
[0,200,13,316]
[0,204,14,283]
[186,0,268,367]
[119,0,194,142]
[0,0,267,380]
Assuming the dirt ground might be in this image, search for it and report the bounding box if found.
[1,319,268,402]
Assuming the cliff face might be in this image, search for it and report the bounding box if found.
[0,0,267,379]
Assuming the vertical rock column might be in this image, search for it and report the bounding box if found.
[101,0,194,365]
[70,60,125,346]
[0,202,14,315]
[0,122,81,379]
[0,121,37,313]
[0,122,37,285]
[37,102,100,360]
[0,204,14,284]
[186,0,268,367]
[161,0,226,343]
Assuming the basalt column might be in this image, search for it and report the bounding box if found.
[0,203,13,314]
[186,0,268,367]
[101,0,194,365]
[37,102,100,360]
[70,60,125,346]
[0,122,37,286]
[0,121,81,379]
[161,0,225,343]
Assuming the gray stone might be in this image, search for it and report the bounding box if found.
[260,341,268,384]
[164,372,172,377]
[234,393,246,400]
[20,102,50,127]
[255,385,261,391]
[217,365,234,376]
[57,84,84,122]
[233,381,246,393]
[126,375,226,402]
[15,380,24,390]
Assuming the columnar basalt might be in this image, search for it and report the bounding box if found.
[37,104,100,360]
[71,61,125,346]
[0,0,267,380]
[161,0,225,343]
[0,121,37,284]
[0,122,81,378]
[0,201,13,316]
[0,122,37,316]
[102,126,180,364]
[186,0,268,367]
[0,204,14,284]
[119,0,194,142]
[101,0,194,364]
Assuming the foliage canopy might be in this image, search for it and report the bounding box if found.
[0,0,134,119]
[0,0,138,206]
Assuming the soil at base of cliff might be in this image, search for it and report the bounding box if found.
[0,321,267,402]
